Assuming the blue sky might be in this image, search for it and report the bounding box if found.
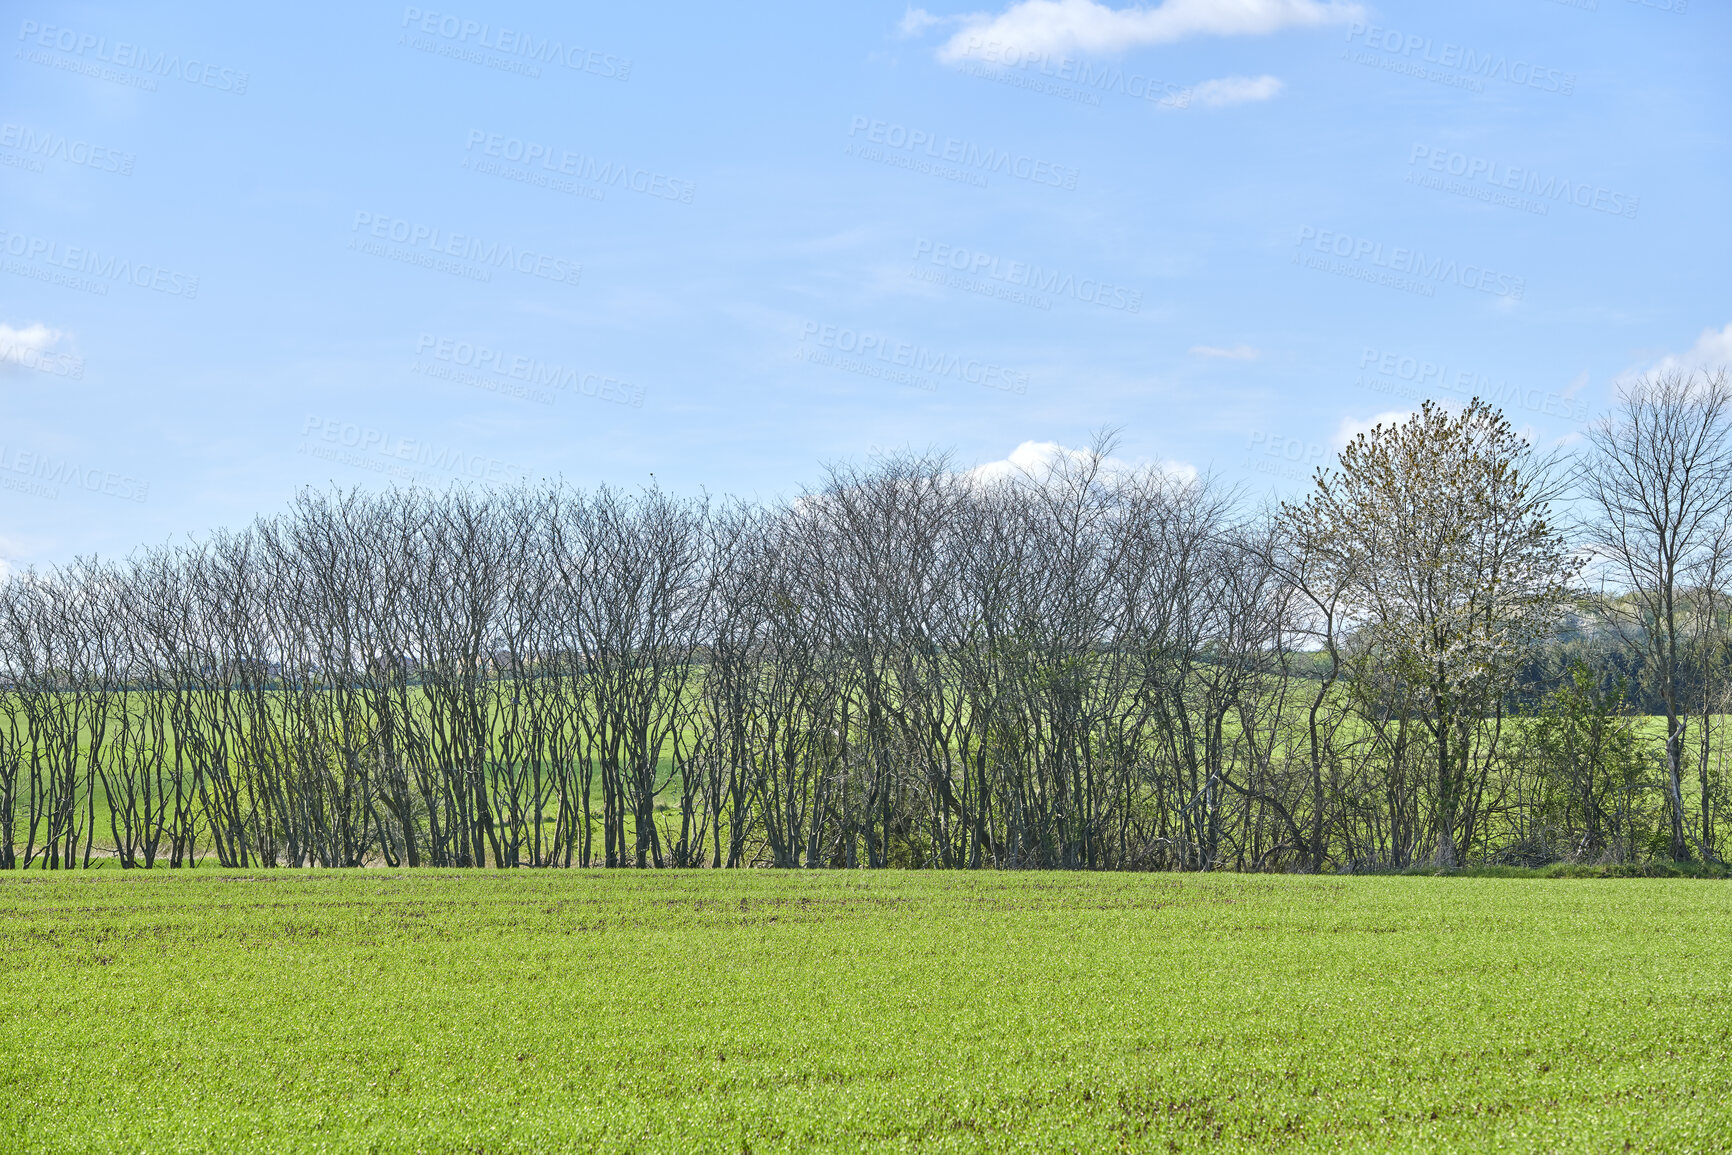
[2,0,1727,570]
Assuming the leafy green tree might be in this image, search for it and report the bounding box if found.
[1284,401,1579,865]
[1525,661,1650,862]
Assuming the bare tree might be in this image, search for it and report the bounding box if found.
[4,418,1725,876]
[1578,370,1732,860]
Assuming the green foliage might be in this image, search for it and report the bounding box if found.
[1517,661,1657,862]
[2,872,1728,1152]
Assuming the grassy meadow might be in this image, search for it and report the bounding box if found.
[3,872,1729,1152]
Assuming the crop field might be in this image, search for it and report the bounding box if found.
[2,873,1729,1153]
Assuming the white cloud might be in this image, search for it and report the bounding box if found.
[969,439,1197,485]
[0,322,61,359]
[1333,410,1417,449]
[1158,459,1199,484]
[1639,322,1732,378]
[0,321,79,378]
[898,6,954,36]
[1189,73,1283,107]
[969,439,1091,482]
[920,0,1365,63]
[1189,343,1259,360]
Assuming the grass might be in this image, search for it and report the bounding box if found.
[1396,860,1732,879]
[1,872,1729,1152]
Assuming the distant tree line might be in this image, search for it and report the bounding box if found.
[1,372,1728,871]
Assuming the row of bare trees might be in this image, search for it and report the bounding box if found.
[1,374,1727,870]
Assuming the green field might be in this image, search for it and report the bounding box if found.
[2,873,1728,1152]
